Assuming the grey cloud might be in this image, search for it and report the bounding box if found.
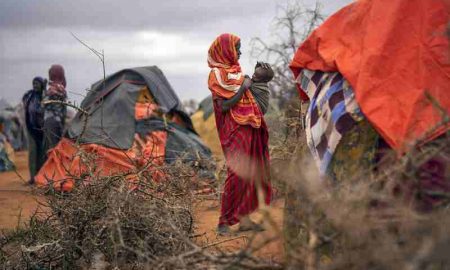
[0,0,354,105]
[0,0,277,31]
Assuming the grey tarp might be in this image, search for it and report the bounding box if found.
[136,117,215,179]
[68,82,140,149]
[0,108,27,151]
[68,66,184,149]
[80,66,181,113]
[0,132,14,172]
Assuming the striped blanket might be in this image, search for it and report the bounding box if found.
[297,69,365,176]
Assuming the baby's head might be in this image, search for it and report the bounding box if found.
[252,65,274,83]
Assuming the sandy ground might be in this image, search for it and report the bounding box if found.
[194,198,284,262]
[0,151,284,263]
[0,152,42,230]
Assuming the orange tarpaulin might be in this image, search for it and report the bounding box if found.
[35,86,171,192]
[290,0,450,151]
[35,132,167,192]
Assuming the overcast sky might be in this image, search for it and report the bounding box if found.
[0,0,352,106]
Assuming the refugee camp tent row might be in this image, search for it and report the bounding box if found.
[0,99,27,151]
[36,66,214,191]
[0,132,14,172]
[0,98,28,171]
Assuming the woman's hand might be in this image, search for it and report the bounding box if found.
[242,77,252,89]
[255,61,271,70]
[222,77,252,112]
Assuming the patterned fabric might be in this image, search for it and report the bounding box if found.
[44,82,67,122]
[43,65,67,151]
[298,69,364,176]
[213,99,271,226]
[289,0,449,151]
[45,64,67,122]
[46,81,66,96]
[207,33,262,128]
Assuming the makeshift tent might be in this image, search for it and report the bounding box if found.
[14,103,28,150]
[0,131,14,172]
[290,0,450,152]
[0,107,27,151]
[191,95,223,159]
[0,98,11,111]
[36,66,214,191]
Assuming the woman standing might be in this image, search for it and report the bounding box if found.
[43,64,67,153]
[207,33,272,234]
[22,77,46,184]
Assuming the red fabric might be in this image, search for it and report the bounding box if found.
[46,82,66,97]
[290,0,450,152]
[208,33,262,128]
[48,64,66,87]
[213,99,271,226]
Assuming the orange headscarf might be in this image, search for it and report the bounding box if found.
[207,33,262,128]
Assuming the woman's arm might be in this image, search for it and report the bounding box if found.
[222,77,252,112]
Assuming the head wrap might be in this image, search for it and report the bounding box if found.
[207,33,262,128]
[49,64,66,87]
[32,76,46,91]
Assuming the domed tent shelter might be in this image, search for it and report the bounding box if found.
[0,102,27,151]
[0,130,15,172]
[0,98,11,112]
[36,66,214,191]
[190,95,223,159]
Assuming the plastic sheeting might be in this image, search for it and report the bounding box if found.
[290,0,450,151]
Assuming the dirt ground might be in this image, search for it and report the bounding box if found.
[0,152,284,263]
[0,152,42,230]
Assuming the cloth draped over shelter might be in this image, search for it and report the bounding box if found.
[290,0,450,152]
[299,69,364,175]
[36,66,214,191]
[0,132,14,172]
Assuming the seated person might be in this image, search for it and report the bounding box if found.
[249,62,274,115]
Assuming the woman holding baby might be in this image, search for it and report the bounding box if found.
[207,33,273,234]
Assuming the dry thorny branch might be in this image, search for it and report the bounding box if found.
[1,33,281,269]
[0,146,281,269]
[250,0,324,100]
[2,4,450,270]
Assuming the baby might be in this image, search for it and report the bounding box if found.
[249,62,274,115]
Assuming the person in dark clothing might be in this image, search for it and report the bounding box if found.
[22,77,47,184]
[43,64,67,154]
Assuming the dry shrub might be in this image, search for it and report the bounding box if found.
[1,153,196,269]
[267,95,304,197]
[0,147,280,270]
[283,130,450,270]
